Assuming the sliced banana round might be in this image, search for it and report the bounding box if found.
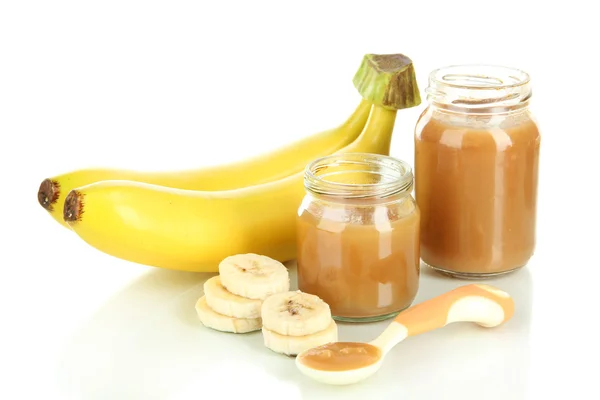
[219,253,290,300]
[195,296,261,334]
[261,290,332,337]
[262,319,338,356]
[204,276,262,319]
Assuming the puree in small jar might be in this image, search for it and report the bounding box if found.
[296,153,420,322]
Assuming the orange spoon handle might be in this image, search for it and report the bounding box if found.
[370,284,514,353]
[396,284,515,336]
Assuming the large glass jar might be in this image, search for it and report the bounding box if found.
[296,153,420,322]
[414,65,541,279]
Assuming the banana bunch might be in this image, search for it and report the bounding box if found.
[196,253,336,356]
[37,53,421,272]
[37,99,372,229]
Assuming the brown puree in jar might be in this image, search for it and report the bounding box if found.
[415,112,541,275]
[296,199,420,320]
[298,342,382,371]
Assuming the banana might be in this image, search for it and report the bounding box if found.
[203,276,263,319]
[260,290,332,337]
[262,320,338,356]
[218,253,290,300]
[62,53,422,271]
[38,99,372,228]
[195,295,262,334]
[63,105,397,272]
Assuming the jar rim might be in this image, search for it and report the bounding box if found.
[425,64,532,112]
[303,152,413,199]
[429,64,531,90]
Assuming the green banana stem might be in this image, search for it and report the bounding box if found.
[352,53,421,110]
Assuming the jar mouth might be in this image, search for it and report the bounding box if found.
[304,153,413,199]
[430,64,530,90]
[426,64,532,112]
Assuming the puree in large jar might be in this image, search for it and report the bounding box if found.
[415,110,541,276]
[296,199,420,320]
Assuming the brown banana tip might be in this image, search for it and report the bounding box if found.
[37,179,60,212]
[63,190,84,223]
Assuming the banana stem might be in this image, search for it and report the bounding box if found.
[340,98,371,129]
[356,105,397,155]
[353,54,421,110]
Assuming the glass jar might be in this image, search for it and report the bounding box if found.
[414,65,541,279]
[296,153,420,322]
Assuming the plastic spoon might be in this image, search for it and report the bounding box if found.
[295,284,515,385]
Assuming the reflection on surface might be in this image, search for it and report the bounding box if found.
[58,261,532,400]
[285,262,532,400]
[362,264,533,400]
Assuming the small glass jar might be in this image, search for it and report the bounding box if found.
[296,153,420,322]
[414,65,541,279]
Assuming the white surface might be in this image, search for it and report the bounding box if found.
[1,1,599,399]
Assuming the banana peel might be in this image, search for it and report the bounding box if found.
[50,53,423,272]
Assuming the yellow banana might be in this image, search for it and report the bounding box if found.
[38,99,372,228]
[64,105,397,272]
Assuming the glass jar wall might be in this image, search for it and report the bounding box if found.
[414,65,541,278]
[296,153,420,322]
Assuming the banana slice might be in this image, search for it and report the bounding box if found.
[195,296,261,334]
[261,290,332,336]
[219,253,290,300]
[262,319,338,356]
[204,276,262,319]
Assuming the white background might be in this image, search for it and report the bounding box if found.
[1,1,599,399]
